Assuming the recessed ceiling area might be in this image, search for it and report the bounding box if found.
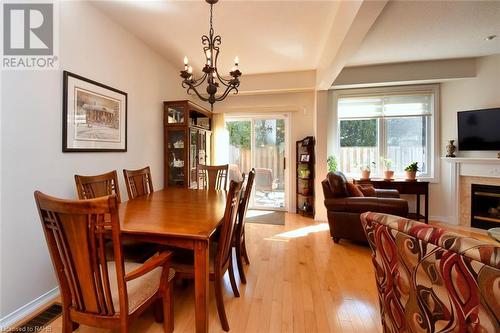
[90,0,339,75]
[347,0,500,67]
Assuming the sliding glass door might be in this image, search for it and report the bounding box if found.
[226,116,287,210]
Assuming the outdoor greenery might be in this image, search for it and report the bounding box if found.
[226,119,285,149]
[340,119,377,147]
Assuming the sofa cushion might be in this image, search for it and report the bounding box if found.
[357,185,376,197]
[327,172,349,197]
[346,183,364,197]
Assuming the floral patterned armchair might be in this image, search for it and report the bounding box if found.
[361,212,499,333]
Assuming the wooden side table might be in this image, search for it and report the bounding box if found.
[354,179,430,223]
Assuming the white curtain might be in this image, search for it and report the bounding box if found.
[212,112,229,165]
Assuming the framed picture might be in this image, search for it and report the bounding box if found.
[300,154,310,162]
[63,71,127,152]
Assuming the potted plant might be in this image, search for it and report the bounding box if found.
[381,158,394,181]
[327,155,338,173]
[405,162,419,181]
[302,181,310,195]
[360,162,375,180]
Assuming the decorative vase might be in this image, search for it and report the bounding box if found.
[406,171,417,181]
[361,170,371,180]
[446,140,456,157]
[384,170,394,181]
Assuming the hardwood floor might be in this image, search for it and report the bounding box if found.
[40,213,383,332]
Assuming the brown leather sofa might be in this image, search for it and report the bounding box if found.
[322,172,408,243]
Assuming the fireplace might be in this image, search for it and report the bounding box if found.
[471,184,500,229]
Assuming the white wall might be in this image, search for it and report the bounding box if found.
[0,1,184,321]
[432,54,500,221]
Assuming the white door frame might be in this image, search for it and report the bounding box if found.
[225,113,291,212]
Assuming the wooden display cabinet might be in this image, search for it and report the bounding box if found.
[164,100,212,188]
[296,136,315,217]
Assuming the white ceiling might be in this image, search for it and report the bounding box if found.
[90,0,339,75]
[347,0,500,67]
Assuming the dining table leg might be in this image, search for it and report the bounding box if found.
[194,239,209,333]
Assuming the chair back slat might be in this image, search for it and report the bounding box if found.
[215,180,243,271]
[198,164,228,191]
[34,192,126,317]
[123,166,154,200]
[75,171,121,202]
[235,169,256,242]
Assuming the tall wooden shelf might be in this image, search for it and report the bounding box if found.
[296,136,315,217]
[163,100,212,189]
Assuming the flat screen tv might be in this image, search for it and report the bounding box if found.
[458,108,500,151]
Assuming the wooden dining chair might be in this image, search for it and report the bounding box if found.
[233,168,255,284]
[172,180,243,331]
[198,164,229,191]
[123,166,154,200]
[74,170,122,202]
[34,191,175,333]
[75,170,157,263]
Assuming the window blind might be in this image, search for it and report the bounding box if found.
[338,94,432,118]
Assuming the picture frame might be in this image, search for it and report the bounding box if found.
[63,71,127,152]
[300,154,310,162]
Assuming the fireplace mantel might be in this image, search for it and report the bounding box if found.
[443,157,500,225]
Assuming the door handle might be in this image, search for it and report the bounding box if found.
[283,157,286,170]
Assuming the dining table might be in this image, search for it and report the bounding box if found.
[118,187,228,333]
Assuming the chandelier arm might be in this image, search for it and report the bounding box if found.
[215,85,238,102]
[191,73,209,88]
[187,84,209,102]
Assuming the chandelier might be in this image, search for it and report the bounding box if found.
[180,0,241,110]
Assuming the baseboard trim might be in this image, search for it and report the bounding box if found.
[0,287,60,330]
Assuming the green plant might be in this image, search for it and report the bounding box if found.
[327,155,337,172]
[405,162,419,172]
[359,161,376,172]
[381,157,393,170]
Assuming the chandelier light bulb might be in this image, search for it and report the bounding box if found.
[234,56,239,65]
[184,56,189,65]
[188,66,193,74]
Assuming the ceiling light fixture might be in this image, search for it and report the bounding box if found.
[484,34,497,41]
[180,0,241,110]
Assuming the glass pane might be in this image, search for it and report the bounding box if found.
[253,119,285,209]
[226,120,251,175]
[385,117,428,175]
[167,107,185,124]
[190,129,198,188]
[339,119,378,174]
[167,129,185,186]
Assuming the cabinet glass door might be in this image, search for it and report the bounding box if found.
[167,129,185,186]
[189,129,198,188]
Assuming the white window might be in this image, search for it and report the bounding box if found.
[335,85,439,180]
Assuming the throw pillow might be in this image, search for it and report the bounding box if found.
[346,183,364,197]
[357,185,376,197]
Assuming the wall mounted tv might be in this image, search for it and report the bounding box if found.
[458,108,500,151]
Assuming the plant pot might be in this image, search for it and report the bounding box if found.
[384,170,394,181]
[406,171,417,181]
[361,170,371,180]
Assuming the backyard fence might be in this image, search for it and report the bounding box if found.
[339,146,424,173]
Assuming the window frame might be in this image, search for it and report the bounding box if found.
[333,84,440,183]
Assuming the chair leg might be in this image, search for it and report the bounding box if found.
[235,244,247,284]
[162,280,174,333]
[228,260,240,297]
[214,274,230,331]
[62,309,78,333]
[242,238,250,265]
[153,298,164,323]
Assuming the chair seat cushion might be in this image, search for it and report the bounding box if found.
[107,261,174,314]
